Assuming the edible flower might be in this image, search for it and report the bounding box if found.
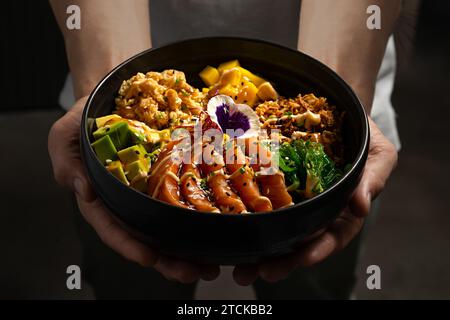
[207,95,260,138]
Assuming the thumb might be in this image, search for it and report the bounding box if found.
[48,97,96,202]
[350,118,398,217]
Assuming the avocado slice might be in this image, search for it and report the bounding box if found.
[131,129,146,144]
[106,161,129,185]
[95,114,122,128]
[91,135,117,165]
[130,174,148,193]
[158,129,171,142]
[124,160,150,181]
[117,144,149,165]
[93,122,132,150]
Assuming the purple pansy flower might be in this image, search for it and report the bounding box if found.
[207,95,260,138]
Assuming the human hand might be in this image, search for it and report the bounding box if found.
[48,97,220,283]
[233,117,398,285]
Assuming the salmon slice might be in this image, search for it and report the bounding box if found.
[242,137,293,209]
[225,141,272,212]
[180,156,220,213]
[201,144,247,214]
[147,140,189,209]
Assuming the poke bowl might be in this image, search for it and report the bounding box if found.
[80,37,369,264]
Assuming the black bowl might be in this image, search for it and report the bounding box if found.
[81,37,369,265]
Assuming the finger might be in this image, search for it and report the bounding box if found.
[350,118,398,217]
[233,264,259,286]
[199,264,221,281]
[296,210,364,267]
[258,255,297,283]
[154,255,201,284]
[76,195,158,267]
[257,228,326,282]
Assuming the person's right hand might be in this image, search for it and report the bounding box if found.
[48,97,220,284]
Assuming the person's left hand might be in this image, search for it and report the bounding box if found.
[232,117,398,285]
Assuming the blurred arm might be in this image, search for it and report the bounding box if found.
[49,0,151,99]
[298,0,401,112]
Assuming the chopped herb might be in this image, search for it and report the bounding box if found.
[156,112,164,120]
[200,178,208,190]
[239,166,246,174]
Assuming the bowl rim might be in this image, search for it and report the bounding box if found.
[81,36,369,219]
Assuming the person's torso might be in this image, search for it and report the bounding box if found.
[150,0,301,48]
[61,0,400,149]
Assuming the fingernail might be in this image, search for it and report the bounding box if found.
[73,178,84,198]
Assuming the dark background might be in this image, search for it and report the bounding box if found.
[0,1,449,299]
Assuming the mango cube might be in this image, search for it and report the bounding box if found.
[257,82,279,101]
[219,84,239,99]
[237,67,265,87]
[217,59,240,74]
[236,82,258,106]
[199,66,220,86]
[220,68,242,87]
